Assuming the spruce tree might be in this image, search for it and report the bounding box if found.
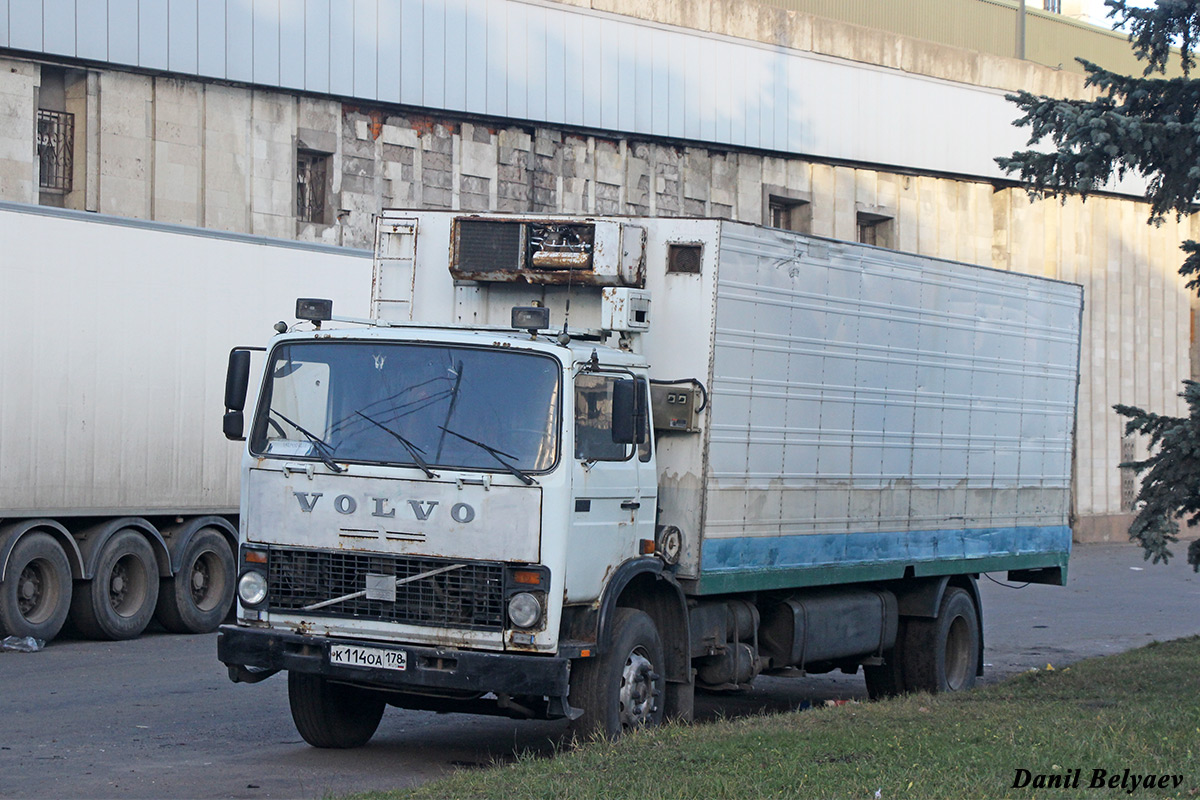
[996,0,1200,569]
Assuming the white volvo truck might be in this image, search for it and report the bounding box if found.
[0,202,371,644]
[218,210,1083,744]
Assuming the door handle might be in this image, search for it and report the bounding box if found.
[620,500,641,510]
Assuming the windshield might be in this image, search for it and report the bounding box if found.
[249,341,561,473]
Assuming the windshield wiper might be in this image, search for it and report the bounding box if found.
[269,408,344,473]
[437,426,537,485]
[354,411,438,479]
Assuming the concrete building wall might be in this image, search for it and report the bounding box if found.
[0,59,36,203]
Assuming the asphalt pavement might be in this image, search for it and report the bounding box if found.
[0,539,1197,799]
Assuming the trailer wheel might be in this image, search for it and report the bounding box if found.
[288,672,386,748]
[155,529,235,633]
[902,587,979,693]
[863,620,908,699]
[568,608,665,740]
[0,532,72,641]
[69,529,160,640]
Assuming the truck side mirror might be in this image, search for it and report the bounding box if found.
[224,349,252,441]
[611,378,648,445]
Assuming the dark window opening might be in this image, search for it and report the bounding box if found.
[767,196,811,233]
[37,109,74,194]
[856,212,894,248]
[297,150,330,224]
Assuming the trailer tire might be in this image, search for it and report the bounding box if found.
[155,529,235,634]
[901,587,979,694]
[69,530,160,640]
[568,608,665,741]
[863,620,908,699]
[288,672,386,749]
[0,532,72,641]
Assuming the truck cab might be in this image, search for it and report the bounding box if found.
[220,300,683,744]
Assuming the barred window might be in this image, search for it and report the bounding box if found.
[37,109,74,193]
[1120,436,1137,512]
[297,150,329,224]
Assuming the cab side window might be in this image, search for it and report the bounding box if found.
[574,374,628,461]
[637,378,652,463]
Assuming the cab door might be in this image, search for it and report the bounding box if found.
[565,371,656,603]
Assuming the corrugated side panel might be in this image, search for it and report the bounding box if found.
[696,222,1082,593]
[0,204,372,517]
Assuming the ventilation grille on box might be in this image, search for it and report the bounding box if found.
[667,243,702,274]
[456,220,524,273]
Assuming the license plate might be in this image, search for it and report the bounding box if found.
[329,644,407,671]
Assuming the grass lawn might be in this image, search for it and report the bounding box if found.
[350,636,1200,800]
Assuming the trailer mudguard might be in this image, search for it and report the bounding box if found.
[73,517,171,579]
[157,516,236,574]
[0,519,85,581]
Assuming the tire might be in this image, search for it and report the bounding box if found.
[288,672,387,749]
[69,529,160,641]
[901,586,980,693]
[155,529,235,633]
[0,532,73,641]
[568,608,665,741]
[863,620,908,700]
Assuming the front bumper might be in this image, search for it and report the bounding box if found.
[217,624,570,698]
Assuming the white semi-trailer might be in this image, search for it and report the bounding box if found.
[0,202,371,643]
[218,211,1082,743]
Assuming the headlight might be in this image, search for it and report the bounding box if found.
[238,570,268,606]
[507,592,542,629]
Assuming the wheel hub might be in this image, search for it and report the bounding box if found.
[944,616,971,690]
[107,558,140,614]
[618,647,658,731]
[18,564,43,614]
[191,559,210,598]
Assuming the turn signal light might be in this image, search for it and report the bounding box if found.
[244,549,268,564]
[639,539,656,555]
[512,570,542,585]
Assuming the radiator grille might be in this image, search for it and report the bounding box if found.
[267,549,505,630]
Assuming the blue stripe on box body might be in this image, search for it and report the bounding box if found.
[694,526,1071,594]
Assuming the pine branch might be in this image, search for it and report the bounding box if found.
[1105,0,1200,76]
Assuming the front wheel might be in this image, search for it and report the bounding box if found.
[568,608,665,740]
[288,672,386,748]
[902,587,980,693]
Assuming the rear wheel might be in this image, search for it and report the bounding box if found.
[902,587,979,693]
[155,529,235,633]
[568,608,665,740]
[288,672,387,748]
[0,532,72,641]
[69,529,160,640]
